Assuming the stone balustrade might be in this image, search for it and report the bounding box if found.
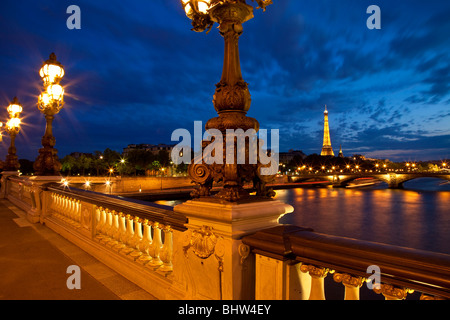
[42,184,185,285]
[35,181,187,299]
[242,225,450,300]
[92,206,173,273]
[2,173,449,300]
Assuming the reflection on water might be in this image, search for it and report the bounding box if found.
[154,178,450,254]
[277,179,450,254]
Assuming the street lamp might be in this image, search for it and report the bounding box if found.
[4,97,22,171]
[34,52,65,176]
[181,0,275,201]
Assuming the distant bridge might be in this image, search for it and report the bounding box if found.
[288,172,450,189]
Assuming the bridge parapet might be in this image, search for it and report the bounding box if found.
[243,225,450,300]
[291,172,450,189]
[2,173,449,300]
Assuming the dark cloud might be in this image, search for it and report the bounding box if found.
[0,0,449,162]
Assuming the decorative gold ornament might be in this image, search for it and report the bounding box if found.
[300,264,334,278]
[181,0,276,202]
[420,293,445,300]
[373,283,414,300]
[238,243,250,264]
[182,225,225,272]
[333,272,365,288]
[184,225,219,259]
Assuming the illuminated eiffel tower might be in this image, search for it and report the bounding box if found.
[321,105,334,156]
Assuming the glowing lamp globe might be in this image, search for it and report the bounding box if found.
[39,53,65,85]
[38,92,50,106]
[6,117,21,130]
[181,0,212,16]
[7,97,22,118]
[47,84,64,102]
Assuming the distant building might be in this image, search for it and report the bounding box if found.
[338,145,344,158]
[321,105,334,156]
[123,143,174,157]
[279,149,306,164]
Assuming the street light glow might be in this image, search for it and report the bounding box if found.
[6,117,21,129]
[39,54,64,85]
[46,84,64,102]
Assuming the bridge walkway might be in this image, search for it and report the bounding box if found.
[0,199,157,300]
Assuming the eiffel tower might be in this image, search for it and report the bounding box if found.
[321,105,334,156]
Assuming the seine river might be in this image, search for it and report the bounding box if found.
[276,178,450,254]
[155,178,450,254]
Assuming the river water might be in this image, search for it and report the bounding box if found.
[155,178,450,254]
[276,178,450,254]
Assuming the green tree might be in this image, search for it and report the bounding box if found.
[76,154,92,176]
[103,148,120,170]
[61,155,76,175]
[92,151,107,176]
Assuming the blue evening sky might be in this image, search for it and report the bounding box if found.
[0,0,449,162]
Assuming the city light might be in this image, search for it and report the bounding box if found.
[4,97,22,171]
[34,52,66,176]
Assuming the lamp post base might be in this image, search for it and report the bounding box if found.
[33,147,62,176]
[172,198,294,299]
[4,154,20,172]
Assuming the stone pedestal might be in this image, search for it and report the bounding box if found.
[26,176,62,223]
[0,171,20,199]
[171,197,293,300]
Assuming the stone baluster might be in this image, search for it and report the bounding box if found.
[75,200,81,223]
[107,211,121,248]
[71,199,77,221]
[50,193,56,211]
[128,217,144,260]
[99,209,112,242]
[147,222,163,269]
[58,196,67,220]
[50,193,55,211]
[158,225,173,272]
[67,198,73,220]
[120,214,135,255]
[62,196,69,217]
[57,195,63,216]
[137,219,153,265]
[95,207,105,238]
[333,273,364,300]
[300,264,333,300]
[104,210,117,245]
[113,213,128,251]
[55,194,62,213]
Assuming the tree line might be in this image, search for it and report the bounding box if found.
[60,148,187,176]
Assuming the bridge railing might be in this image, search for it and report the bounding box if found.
[242,225,450,300]
[288,172,450,188]
[2,173,449,300]
[41,182,188,299]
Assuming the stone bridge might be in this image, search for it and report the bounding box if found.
[288,172,450,189]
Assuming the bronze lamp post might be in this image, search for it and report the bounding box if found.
[4,97,22,171]
[181,0,275,202]
[34,52,65,176]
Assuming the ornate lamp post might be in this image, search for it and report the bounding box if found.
[34,52,65,176]
[4,97,22,171]
[181,0,275,202]
[176,1,292,301]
